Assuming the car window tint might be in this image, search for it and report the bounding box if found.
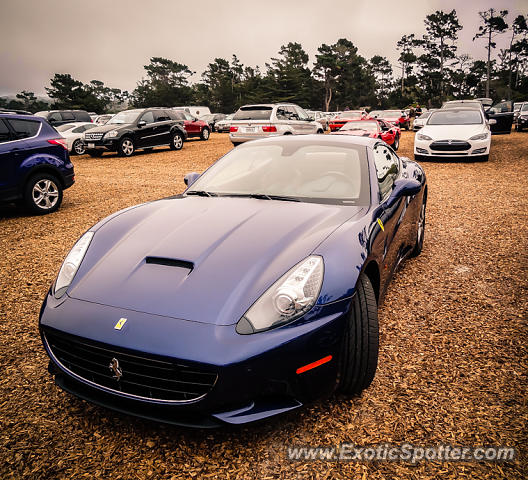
[276,107,288,120]
[233,107,272,121]
[140,111,155,124]
[296,107,310,121]
[0,119,11,143]
[154,111,171,122]
[61,111,75,121]
[48,112,61,121]
[373,143,398,200]
[286,107,299,120]
[6,119,40,139]
[169,111,186,121]
[72,126,85,133]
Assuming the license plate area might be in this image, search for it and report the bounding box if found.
[87,143,95,148]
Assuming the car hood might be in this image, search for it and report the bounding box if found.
[69,196,365,325]
[86,123,133,133]
[420,124,487,140]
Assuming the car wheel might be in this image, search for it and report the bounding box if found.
[24,173,63,215]
[118,137,135,157]
[72,139,86,155]
[338,273,379,395]
[316,129,324,134]
[200,128,210,141]
[392,135,400,151]
[410,197,426,257]
[87,150,104,158]
[170,132,184,150]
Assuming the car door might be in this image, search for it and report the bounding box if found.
[183,112,200,136]
[295,106,315,133]
[486,100,514,134]
[285,106,303,134]
[136,111,156,147]
[152,110,172,145]
[0,118,22,196]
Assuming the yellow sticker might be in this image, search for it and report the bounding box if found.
[377,218,385,231]
[114,318,127,330]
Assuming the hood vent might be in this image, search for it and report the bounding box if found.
[145,257,194,271]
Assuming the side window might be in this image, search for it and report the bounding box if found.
[183,112,194,121]
[0,119,11,143]
[286,106,299,120]
[154,111,171,122]
[295,107,309,121]
[373,143,399,200]
[276,107,288,120]
[48,112,61,122]
[61,111,75,121]
[139,111,155,124]
[6,119,40,140]
[72,126,85,133]
[169,111,185,121]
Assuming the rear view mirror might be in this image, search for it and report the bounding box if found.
[184,172,200,187]
[137,120,146,127]
[388,178,422,203]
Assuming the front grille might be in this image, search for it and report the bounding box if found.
[430,140,471,151]
[44,328,217,402]
[85,132,104,141]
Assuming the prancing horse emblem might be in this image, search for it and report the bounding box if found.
[109,358,123,380]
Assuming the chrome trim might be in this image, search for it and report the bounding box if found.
[0,121,43,145]
[43,332,217,404]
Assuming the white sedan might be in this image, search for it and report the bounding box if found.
[414,108,494,162]
[56,122,97,155]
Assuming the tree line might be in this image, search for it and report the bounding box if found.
[2,8,526,115]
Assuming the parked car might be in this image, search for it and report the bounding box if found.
[215,114,234,133]
[515,102,528,132]
[93,114,114,125]
[0,113,74,214]
[414,108,493,161]
[174,106,211,118]
[369,110,410,130]
[229,103,324,145]
[442,99,514,134]
[39,134,426,426]
[413,111,435,131]
[199,113,226,132]
[171,110,210,140]
[329,111,368,131]
[83,108,187,157]
[331,119,401,150]
[34,110,92,127]
[305,110,329,131]
[56,122,97,155]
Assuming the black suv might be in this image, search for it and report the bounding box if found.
[34,110,92,127]
[83,108,188,157]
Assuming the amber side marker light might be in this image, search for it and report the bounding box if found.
[296,355,333,374]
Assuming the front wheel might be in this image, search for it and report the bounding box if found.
[24,173,63,215]
[200,128,210,141]
[118,137,135,157]
[170,132,184,150]
[72,139,86,155]
[316,129,324,134]
[338,274,379,395]
[392,135,400,151]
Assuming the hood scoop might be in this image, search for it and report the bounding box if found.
[145,257,194,272]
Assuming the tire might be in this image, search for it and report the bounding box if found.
[24,173,63,215]
[392,135,400,151]
[118,137,135,157]
[410,196,426,257]
[316,129,324,134]
[72,139,86,156]
[200,128,210,141]
[170,132,184,150]
[87,150,104,158]
[338,274,379,395]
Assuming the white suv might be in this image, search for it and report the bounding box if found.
[229,103,325,146]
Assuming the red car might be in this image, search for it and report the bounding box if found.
[368,110,410,130]
[329,110,368,131]
[330,119,401,150]
[171,110,210,140]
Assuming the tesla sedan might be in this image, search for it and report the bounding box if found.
[40,135,427,427]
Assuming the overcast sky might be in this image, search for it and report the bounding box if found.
[0,0,524,96]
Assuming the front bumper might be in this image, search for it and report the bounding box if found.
[40,294,350,426]
[414,137,490,159]
[84,137,119,152]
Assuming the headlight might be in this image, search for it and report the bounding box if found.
[417,133,432,141]
[54,232,94,298]
[470,133,489,140]
[105,130,119,138]
[236,256,324,334]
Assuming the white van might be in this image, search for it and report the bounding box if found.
[175,106,211,118]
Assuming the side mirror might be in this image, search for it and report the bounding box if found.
[138,120,146,127]
[488,118,497,125]
[388,178,422,202]
[184,172,200,187]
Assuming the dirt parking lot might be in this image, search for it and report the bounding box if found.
[1,132,527,479]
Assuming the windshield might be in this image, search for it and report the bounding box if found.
[187,140,370,205]
[428,110,483,125]
[107,110,142,125]
[522,104,528,112]
[56,124,76,132]
[442,101,481,110]
[340,121,378,132]
[233,106,272,121]
[337,112,362,119]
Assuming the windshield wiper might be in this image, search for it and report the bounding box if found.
[185,190,218,197]
[221,193,301,202]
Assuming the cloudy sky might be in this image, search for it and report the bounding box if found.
[0,0,524,96]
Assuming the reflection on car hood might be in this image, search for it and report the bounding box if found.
[69,196,366,325]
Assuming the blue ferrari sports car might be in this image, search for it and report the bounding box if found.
[40,135,427,427]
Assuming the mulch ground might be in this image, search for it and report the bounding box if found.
[0,132,526,479]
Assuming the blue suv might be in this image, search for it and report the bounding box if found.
[0,114,75,214]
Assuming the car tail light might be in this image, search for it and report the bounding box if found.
[261,125,277,132]
[48,139,68,150]
[230,126,238,132]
